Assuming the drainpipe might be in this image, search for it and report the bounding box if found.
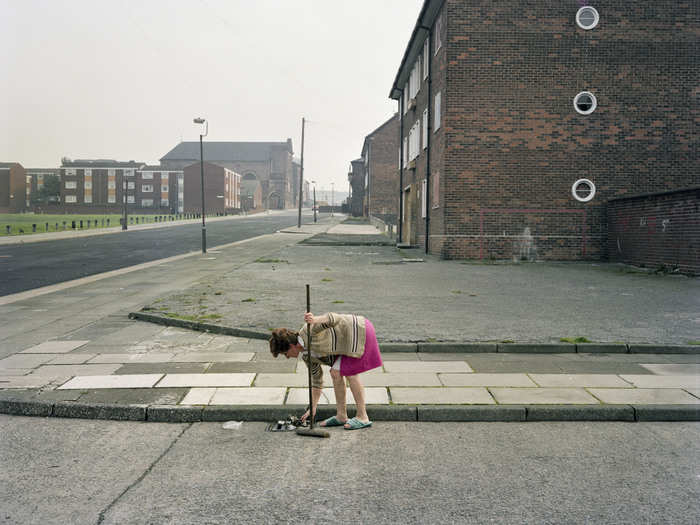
[398,90,405,244]
[420,25,432,254]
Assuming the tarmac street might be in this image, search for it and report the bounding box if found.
[1,415,699,525]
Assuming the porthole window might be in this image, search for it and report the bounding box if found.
[576,6,599,30]
[572,179,596,202]
[574,91,597,114]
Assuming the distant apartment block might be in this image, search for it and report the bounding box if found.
[0,162,27,212]
[182,162,241,214]
[361,113,399,224]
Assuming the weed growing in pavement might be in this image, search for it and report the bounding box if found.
[255,257,288,264]
[688,341,700,345]
[321,278,334,282]
[560,337,592,344]
[242,298,256,302]
[451,290,462,294]
[332,300,344,304]
[501,340,514,344]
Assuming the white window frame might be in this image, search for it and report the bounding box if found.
[161,185,169,192]
[408,120,420,162]
[422,109,429,149]
[141,184,153,193]
[141,172,153,180]
[434,13,443,54]
[421,179,427,219]
[108,195,116,203]
[434,91,442,131]
[127,181,135,189]
[403,83,409,115]
[141,198,154,207]
[65,181,77,189]
[127,195,135,204]
[574,91,597,114]
[161,172,169,180]
[161,199,169,207]
[65,195,77,203]
[65,168,76,176]
[84,169,92,177]
[402,137,408,168]
[576,7,599,30]
[409,59,421,99]
[108,180,116,189]
[423,38,429,79]
[84,181,92,189]
[84,195,92,203]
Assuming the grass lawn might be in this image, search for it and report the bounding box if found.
[0,213,178,236]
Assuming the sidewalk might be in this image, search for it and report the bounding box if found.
[0,214,698,422]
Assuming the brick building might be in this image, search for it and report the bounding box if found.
[58,160,184,213]
[160,140,295,210]
[362,113,400,224]
[348,159,365,217]
[390,0,699,260]
[0,162,27,212]
[182,162,241,214]
[26,168,61,206]
[241,179,263,211]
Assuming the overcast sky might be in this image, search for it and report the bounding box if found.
[1,0,422,194]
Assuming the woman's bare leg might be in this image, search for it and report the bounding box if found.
[347,374,369,423]
[321,368,348,426]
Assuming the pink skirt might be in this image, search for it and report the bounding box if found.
[338,319,383,376]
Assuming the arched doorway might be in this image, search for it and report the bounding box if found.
[268,192,283,210]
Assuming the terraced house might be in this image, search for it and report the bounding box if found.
[390,0,699,263]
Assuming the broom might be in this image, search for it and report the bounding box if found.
[296,284,330,438]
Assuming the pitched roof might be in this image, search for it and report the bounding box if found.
[61,159,145,168]
[160,141,293,162]
[0,162,22,168]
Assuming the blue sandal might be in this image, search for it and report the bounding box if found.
[344,417,372,430]
[320,416,345,427]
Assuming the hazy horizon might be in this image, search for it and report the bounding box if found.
[1,0,423,191]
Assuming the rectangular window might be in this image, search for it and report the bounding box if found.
[65,168,76,176]
[161,199,169,207]
[421,179,427,219]
[127,181,135,189]
[108,169,115,177]
[403,82,409,114]
[142,184,153,192]
[108,181,116,189]
[84,181,92,189]
[84,195,92,203]
[141,199,153,207]
[435,12,443,54]
[127,195,135,203]
[422,109,428,149]
[409,59,420,99]
[434,91,442,131]
[84,169,92,177]
[161,172,169,180]
[65,181,77,189]
[108,195,116,203]
[141,172,153,180]
[402,137,408,168]
[125,169,134,177]
[423,38,429,79]
[432,171,440,209]
[408,120,421,162]
[65,195,77,203]
[161,185,168,192]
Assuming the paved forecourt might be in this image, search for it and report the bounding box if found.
[1,328,699,422]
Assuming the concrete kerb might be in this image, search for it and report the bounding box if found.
[127,313,700,355]
[1,399,699,422]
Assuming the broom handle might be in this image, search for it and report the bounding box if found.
[306,284,314,428]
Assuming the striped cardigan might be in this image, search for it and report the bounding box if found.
[299,312,367,388]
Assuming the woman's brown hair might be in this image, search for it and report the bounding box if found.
[269,328,299,357]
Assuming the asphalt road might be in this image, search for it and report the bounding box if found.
[0,210,317,296]
[1,416,698,524]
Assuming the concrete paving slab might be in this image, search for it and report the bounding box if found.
[556,363,652,374]
[439,373,537,387]
[180,388,217,405]
[115,363,208,375]
[77,388,186,405]
[686,389,700,399]
[33,364,121,376]
[0,369,31,376]
[640,364,700,375]
[326,224,380,234]
[286,387,389,405]
[490,387,600,404]
[0,375,58,388]
[255,373,309,387]
[156,373,255,388]
[529,374,632,388]
[207,361,296,373]
[209,387,286,405]
[172,352,254,363]
[20,340,90,353]
[87,353,176,364]
[618,375,700,389]
[389,387,495,404]
[418,353,473,361]
[588,388,700,405]
[383,361,473,373]
[58,374,163,390]
[0,354,56,369]
[361,373,442,387]
[46,354,97,365]
[380,352,420,361]
[463,360,566,374]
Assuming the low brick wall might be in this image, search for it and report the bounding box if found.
[607,188,699,275]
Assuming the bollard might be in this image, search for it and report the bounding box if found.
[72,221,76,229]
[136,217,139,224]
[45,222,48,232]
[54,223,58,231]
[79,220,83,228]
[63,221,67,230]
[107,218,110,226]
[32,224,36,232]
[5,225,10,234]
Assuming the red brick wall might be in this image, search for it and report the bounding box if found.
[401,0,699,260]
[366,114,400,222]
[607,188,699,275]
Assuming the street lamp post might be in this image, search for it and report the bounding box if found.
[311,180,317,223]
[193,117,208,253]
[330,182,334,217]
[122,174,128,230]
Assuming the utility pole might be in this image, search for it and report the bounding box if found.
[297,117,305,228]
[331,182,334,217]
